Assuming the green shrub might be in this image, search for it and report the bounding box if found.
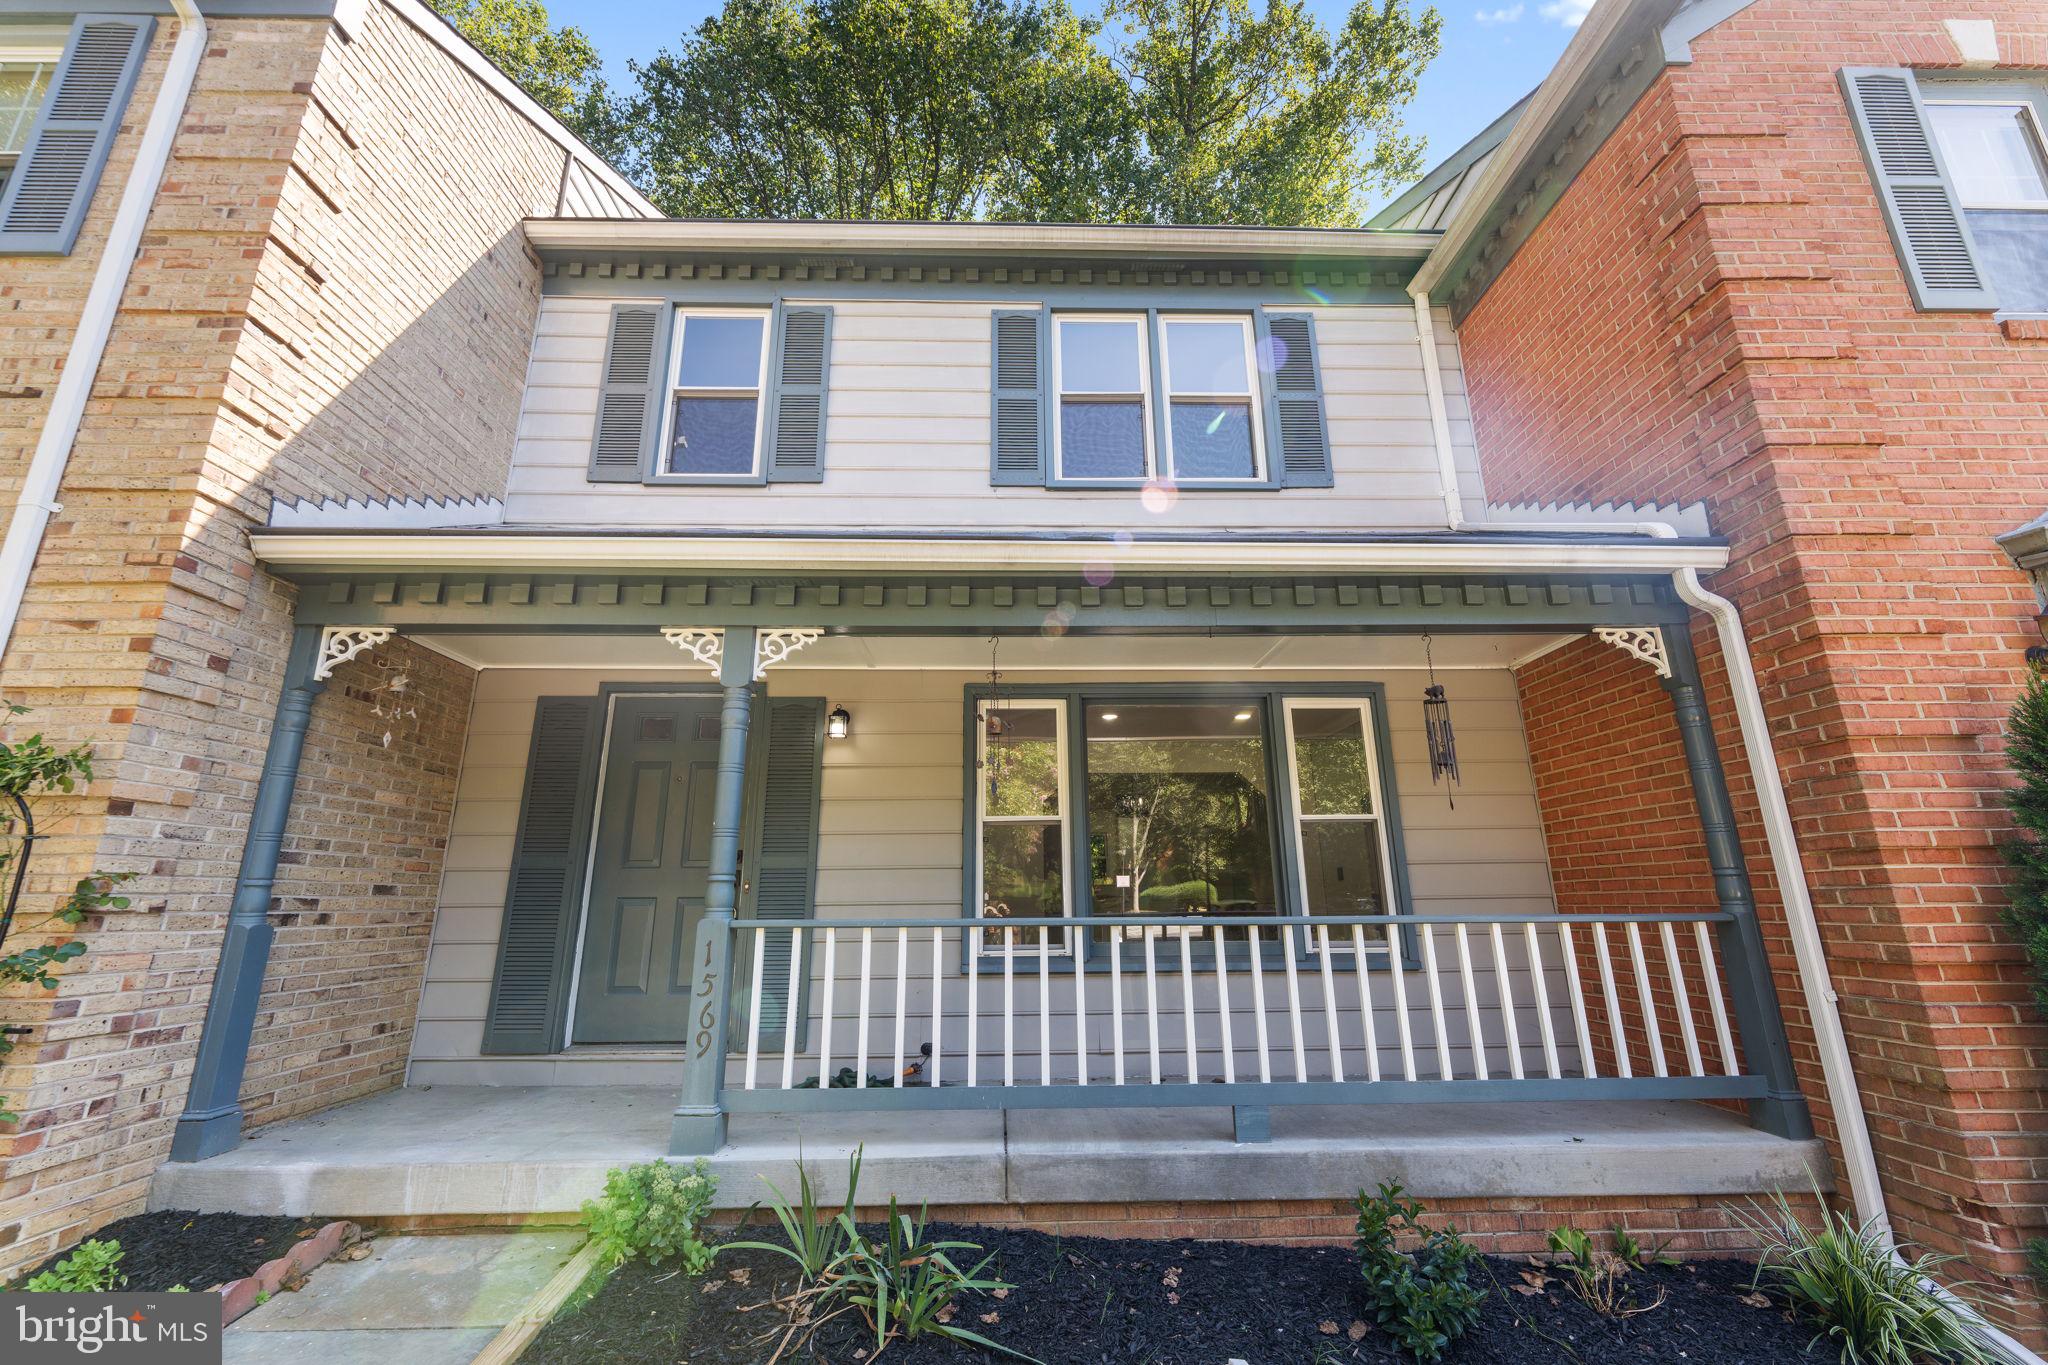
[19,1239,124,1292]
[2028,1236,2048,1288]
[834,1198,1033,1360]
[582,1160,716,1272]
[1728,1191,1989,1365]
[1353,1183,1484,1361]
[2002,669,2048,1017]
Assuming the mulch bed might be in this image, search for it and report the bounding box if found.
[525,1223,1819,1364]
[10,1209,330,1293]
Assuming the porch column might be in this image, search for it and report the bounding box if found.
[169,626,326,1162]
[671,626,756,1156]
[1662,626,1814,1140]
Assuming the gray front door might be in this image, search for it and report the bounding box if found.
[573,694,723,1044]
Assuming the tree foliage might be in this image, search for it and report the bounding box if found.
[427,0,612,131]
[606,0,1439,225]
[2001,668,2048,1018]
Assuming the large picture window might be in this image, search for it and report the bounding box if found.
[1051,312,1270,485]
[967,689,1403,959]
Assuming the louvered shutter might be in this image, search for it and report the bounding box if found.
[587,303,666,481]
[989,309,1046,485]
[735,698,823,1049]
[0,16,154,256]
[1839,68,1996,311]
[482,697,600,1054]
[766,304,831,482]
[1257,310,1333,488]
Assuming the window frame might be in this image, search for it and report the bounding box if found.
[1050,311,1156,486]
[1156,313,1268,485]
[652,305,773,484]
[960,682,1414,968]
[1922,95,2048,211]
[0,36,65,198]
[1279,696,1401,958]
[971,695,1075,958]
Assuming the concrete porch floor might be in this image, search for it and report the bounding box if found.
[148,1086,1829,1219]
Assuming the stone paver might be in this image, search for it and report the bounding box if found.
[223,1229,582,1365]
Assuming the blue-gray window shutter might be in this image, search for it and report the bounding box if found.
[1257,310,1333,488]
[766,304,831,482]
[482,697,600,1054]
[588,303,667,481]
[1839,68,1996,311]
[989,309,1046,485]
[736,697,823,1049]
[0,16,154,256]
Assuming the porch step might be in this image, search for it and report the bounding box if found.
[149,1087,1828,1220]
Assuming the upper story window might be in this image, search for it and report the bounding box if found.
[1160,317,1263,482]
[1841,67,2048,315]
[1054,315,1152,481]
[0,42,61,200]
[1925,96,2048,314]
[663,309,770,479]
[1051,312,1268,486]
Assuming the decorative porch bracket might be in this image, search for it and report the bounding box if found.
[1595,626,1672,678]
[671,627,759,1156]
[1661,628,1813,1140]
[170,627,329,1162]
[661,625,822,680]
[313,625,393,681]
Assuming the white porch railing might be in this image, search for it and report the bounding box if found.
[720,912,1765,1115]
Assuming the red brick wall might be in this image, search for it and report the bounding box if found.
[1460,0,2048,1331]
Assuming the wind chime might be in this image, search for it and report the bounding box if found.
[983,634,1010,802]
[1422,632,1460,809]
[366,655,420,750]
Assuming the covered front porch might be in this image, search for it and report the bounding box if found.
[158,526,1824,1219]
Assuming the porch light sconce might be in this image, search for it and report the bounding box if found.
[827,705,852,740]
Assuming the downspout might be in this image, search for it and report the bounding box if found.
[0,0,207,663]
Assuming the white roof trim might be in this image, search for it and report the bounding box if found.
[379,0,655,218]
[248,530,1729,576]
[523,219,1441,261]
[269,494,504,529]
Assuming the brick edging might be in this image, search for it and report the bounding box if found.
[219,1220,361,1326]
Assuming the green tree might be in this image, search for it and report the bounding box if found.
[2002,668,2048,1017]
[613,0,1438,225]
[622,0,1138,221]
[427,0,611,129]
[1106,0,1440,224]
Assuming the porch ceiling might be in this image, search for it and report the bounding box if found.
[408,630,1579,671]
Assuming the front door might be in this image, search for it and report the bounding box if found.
[574,694,724,1044]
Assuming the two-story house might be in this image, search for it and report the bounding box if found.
[4,0,2038,1351]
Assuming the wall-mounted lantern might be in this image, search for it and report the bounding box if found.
[827,704,852,740]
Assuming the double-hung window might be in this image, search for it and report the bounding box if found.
[0,38,61,200]
[975,698,1070,952]
[969,689,1403,959]
[1924,94,2048,314]
[1052,312,1269,485]
[662,309,770,478]
[1053,315,1152,482]
[1159,317,1264,482]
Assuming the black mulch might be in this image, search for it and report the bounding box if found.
[9,1209,331,1293]
[525,1223,1820,1364]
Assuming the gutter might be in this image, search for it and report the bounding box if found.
[0,0,206,662]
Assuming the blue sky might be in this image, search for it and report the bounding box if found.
[548,0,1591,214]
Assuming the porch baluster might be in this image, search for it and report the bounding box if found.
[893,928,909,1088]
[1280,924,1308,1082]
[819,926,837,1087]
[1661,921,1704,1077]
[1559,923,1596,1079]
[1491,923,1524,1081]
[1111,928,1126,1084]
[1316,926,1343,1083]
[1002,934,1015,1087]
[1420,926,1453,1080]
[1351,925,1380,1083]
[1038,933,1052,1086]
[1388,928,1416,1082]
[964,932,977,1087]
[930,927,944,1088]
[783,928,803,1090]
[1524,923,1560,1080]
[1625,923,1667,1078]
[1592,924,1631,1079]
[856,928,873,1088]
[1213,925,1236,1084]
[1454,924,1488,1081]
[1178,932,1199,1084]
[1245,926,1273,1083]
[1143,930,1161,1084]
[1073,926,1089,1086]
[745,927,767,1090]
[1695,922,1738,1076]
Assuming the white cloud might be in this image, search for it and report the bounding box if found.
[1538,0,1595,26]
[1474,4,1524,24]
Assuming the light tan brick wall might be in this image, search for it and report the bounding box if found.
[0,1,571,1277]
[1457,0,2048,1335]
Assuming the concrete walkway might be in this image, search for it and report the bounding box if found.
[223,1229,582,1365]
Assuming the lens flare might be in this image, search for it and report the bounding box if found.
[1140,479,1178,514]
[1083,561,1115,586]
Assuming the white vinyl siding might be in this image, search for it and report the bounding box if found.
[505,297,1486,529]
[410,662,1555,1086]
